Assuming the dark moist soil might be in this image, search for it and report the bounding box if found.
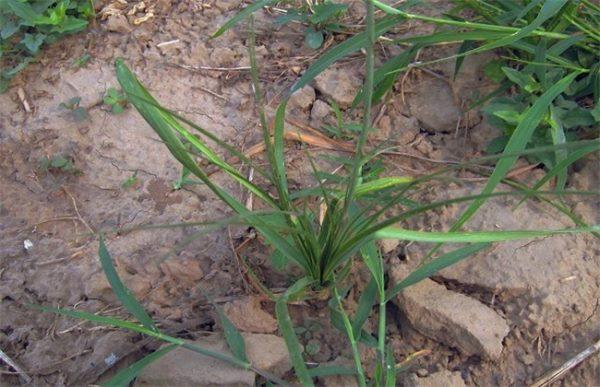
[1,0,598,386]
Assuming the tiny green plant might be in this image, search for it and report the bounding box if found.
[59,96,89,121]
[36,1,599,386]
[38,153,79,174]
[275,0,349,49]
[0,0,95,92]
[121,170,139,189]
[104,87,128,114]
[70,51,91,68]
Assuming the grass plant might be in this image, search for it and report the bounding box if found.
[35,1,599,385]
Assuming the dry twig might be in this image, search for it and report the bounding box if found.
[0,348,31,384]
[530,339,600,387]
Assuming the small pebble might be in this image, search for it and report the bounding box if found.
[23,239,34,251]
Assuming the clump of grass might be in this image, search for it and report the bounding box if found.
[59,96,89,121]
[35,1,599,386]
[0,0,94,92]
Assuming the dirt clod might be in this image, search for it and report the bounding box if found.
[406,369,466,387]
[314,65,361,109]
[392,267,510,360]
[105,14,132,34]
[311,99,332,122]
[289,85,316,112]
[407,78,460,133]
[242,333,293,376]
[223,296,277,333]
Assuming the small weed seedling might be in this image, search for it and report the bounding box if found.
[38,154,79,175]
[104,87,128,114]
[59,96,89,121]
[276,0,349,49]
[121,170,139,189]
[70,52,91,68]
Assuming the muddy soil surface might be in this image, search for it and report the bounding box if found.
[0,1,598,386]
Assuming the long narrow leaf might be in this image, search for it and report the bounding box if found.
[375,225,598,243]
[351,278,377,338]
[98,236,156,331]
[275,278,314,386]
[307,365,356,377]
[216,307,248,363]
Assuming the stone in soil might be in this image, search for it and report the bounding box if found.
[136,333,292,386]
[289,85,316,112]
[223,296,277,333]
[406,369,466,387]
[314,65,362,109]
[391,266,510,360]
[311,99,332,121]
[242,333,292,376]
[407,78,460,133]
[105,14,132,34]
[377,112,420,144]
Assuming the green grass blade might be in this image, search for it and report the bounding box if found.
[385,243,490,301]
[548,104,568,191]
[373,0,568,38]
[291,15,403,92]
[216,307,248,363]
[354,177,413,198]
[102,344,178,387]
[384,345,396,387]
[351,278,377,338]
[395,30,507,45]
[273,99,290,208]
[307,365,356,377]
[456,0,569,58]
[211,0,275,38]
[32,304,184,343]
[454,40,477,80]
[332,286,367,387]
[359,241,384,290]
[98,235,156,331]
[275,278,314,386]
[375,226,598,243]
